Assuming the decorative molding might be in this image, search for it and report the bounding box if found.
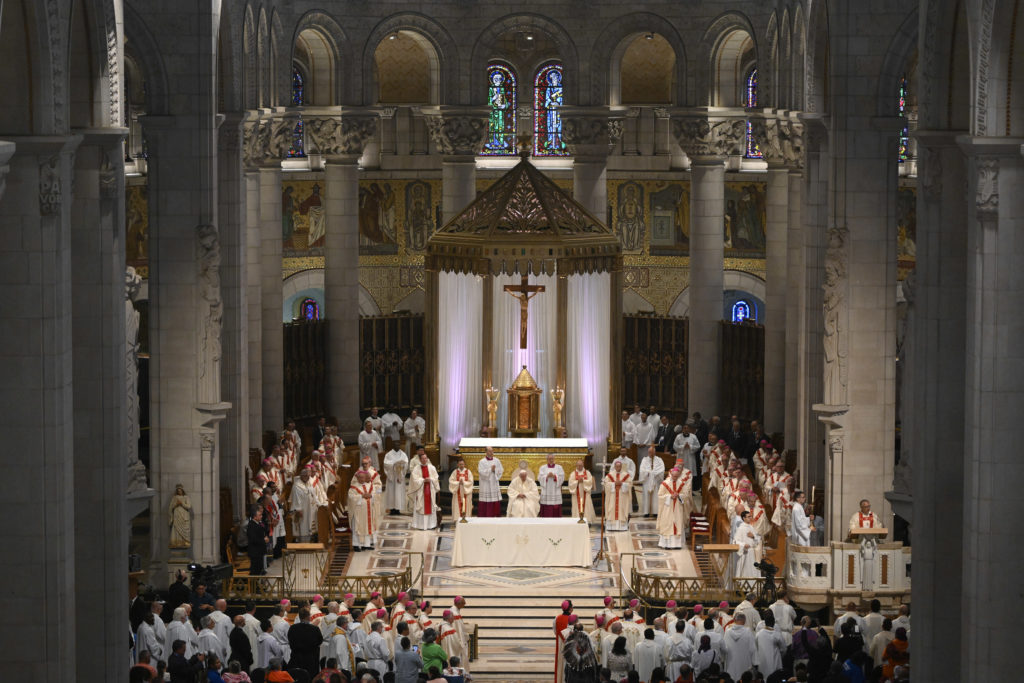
[670,116,745,159]
[561,115,623,156]
[39,157,61,215]
[242,117,264,169]
[305,115,377,158]
[196,224,223,403]
[976,0,996,135]
[46,0,68,132]
[379,106,398,120]
[975,157,999,217]
[104,0,121,126]
[517,104,534,119]
[424,113,489,156]
[823,226,850,405]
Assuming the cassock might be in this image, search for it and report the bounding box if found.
[136,621,162,662]
[790,500,812,546]
[289,478,318,540]
[638,454,666,516]
[380,412,402,447]
[347,481,381,547]
[408,461,441,530]
[403,415,426,457]
[722,625,756,680]
[477,456,503,517]
[731,520,758,578]
[849,511,882,536]
[657,475,691,549]
[603,470,632,531]
[537,463,565,517]
[198,627,227,663]
[329,629,355,673]
[448,466,474,520]
[567,469,597,522]
[358,429,384,470]
[634,638,666,683]
[634,420,656,446]
[506,476,540,517]
[438,621,468,665]
[382,448,409,512]
[257,631,284,669]
[673,432,700,474]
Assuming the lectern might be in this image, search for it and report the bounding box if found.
[850,527,889,590]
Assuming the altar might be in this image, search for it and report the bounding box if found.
[452,518,592,567]
[456,437,590,480]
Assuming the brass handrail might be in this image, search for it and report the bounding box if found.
[404,551,425,596]
[618,552,645,604]
[627,567,787,605]
[223,575,285,602]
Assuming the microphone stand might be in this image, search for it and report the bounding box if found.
[593,461,613,570]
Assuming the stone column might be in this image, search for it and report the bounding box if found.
[0,141,13,199]
[70,128,129,677]
[672,114,745,416]
[561,109,624,219]
[306,113,377,436]
[957,137,1024,681]
[903,131,967,683]
[258,115,291,433]
[242,115,264,447]
[423,107,489,223]
[218,113,250,516]
[0,135,79,678]
[783,120,806,447]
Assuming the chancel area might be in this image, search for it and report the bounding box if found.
[0,0,1019,681]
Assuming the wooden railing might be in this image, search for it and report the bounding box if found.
[628,567,786,606]
[223,575,286,601]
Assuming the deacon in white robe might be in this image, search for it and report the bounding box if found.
[476,448,504,517]
[382,446,409,514]
[603,461,633,531]
[408,449,440,530]
[380,410,403,449]
[673,426,701,474]
[358,421,384,471]
[506,469,541,517]
[403,410,426,458]
[620,411,636,450]
[638,446,667,516]
[166,609,196,659]
[665,620,695,682]
[135,616,163,662]
[731,512,759,579]
[634,631,666,683]
[448,458,475,520]
[289,469,318,541]
[722,615,756,680]
[633,414,656,446]
[629,405,644,424]
[790,490,813,546]
[656,468,691,549]
[198,619,227,663]
[364,622,391,677]
[347,471,381,549]
[567,460,597,522]
[330,621,356,673]
[537,455,565,518]
[257,625,284,669]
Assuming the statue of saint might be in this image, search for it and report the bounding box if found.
[168,484,193,549]
[551,387,565,430]
[486,386,499,428]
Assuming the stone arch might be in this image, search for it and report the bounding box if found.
[779,8,792,110]
[0,0,52,133]
[392,288,424,314]
[218,2,245,112]
[123,3,170,116]
[469,14,580,106]
[971,0,1024,135]
[372,30,441,105]
[270,9,287,107]
[792,5,806,112]
[668,271,766,318]
[363,13,458,106]
[291,11,352,105]
[876,9,919,118]
[765,12,778,109]
[257,7,270,107]
[805,0,828,114]
[66,0,122,128]
[591,13,687,106]
[699,11,759,107]
[243,5,257,110]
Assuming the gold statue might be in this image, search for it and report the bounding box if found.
[486,385,499,428]
[551,387,565,430]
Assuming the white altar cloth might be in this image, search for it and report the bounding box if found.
[452,518,592,567]
[457,437,589,449]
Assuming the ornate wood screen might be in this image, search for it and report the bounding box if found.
[719,320,764,421]
[622,315,688,419]
[284,319,328,419]
[359,314,425,413]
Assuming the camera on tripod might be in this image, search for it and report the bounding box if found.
[754,560,778,576]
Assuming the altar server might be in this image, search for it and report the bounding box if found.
[634,413,657,447]
[358,420,384,471]
[620,410,636,450]
[289,468,318,542]
[638,446,666,517]
[603,459,633,531]
[477,447,504,517]
[506,468,541,517]
[538,454,565,518]
[449,457,474,520]
[567,460,597,522]
[790,490,813,546]
[731,510,758,579]
[408,448,440,530]
[403,410,426,459]
[673,423,701,474]
[382,444,409,514]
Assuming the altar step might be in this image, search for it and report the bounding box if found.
[425,592,610,681]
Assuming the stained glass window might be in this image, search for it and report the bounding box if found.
[288,66,306,158]
[898,76,909,162]
[533,62,568,157]
[483,62,517,156]
[744,68,762,159]
[301,297,319,321]
[732,300,752,323]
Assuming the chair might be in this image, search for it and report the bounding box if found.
[249,669,265,683]
[287,667,311,683]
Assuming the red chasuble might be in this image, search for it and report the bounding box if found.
[421,465,432,514]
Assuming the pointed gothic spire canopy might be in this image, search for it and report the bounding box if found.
[426,153,622,276]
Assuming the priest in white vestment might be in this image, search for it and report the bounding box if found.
[403,410,426,458]
[620,410,635,450]
[665,620,695,682]
[722,614,756,680]
[135,614,163,662]
[358,421,384,471]
[603,460,632,531]
[289,468,318,541]
[477,447,503,517]
[347,470,381,549]
[731,511,759,579]
[634,629,666,683]
[358,456,385,522]
[382,446,409,514]
[408,449,440,530]
[633,414,656,447]
[380,408,402,450]
[567,460,597,522]
[673,424,701,474]
[848,499,883,537]
[656,467,690,549]
[790,490,813,546]
[638,446,666,517]
[538,454,565,517]
[506,469,540,517]
[629,405,643,424]
[448,457,474,520]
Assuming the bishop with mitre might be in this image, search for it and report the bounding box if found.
[408,447,440,530]
[448,456,474,520]
[567,459,596,522]
[603,459,633,531]
[506,468,540,517]
[347,470,380,551]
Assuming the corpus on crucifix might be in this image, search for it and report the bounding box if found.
[503,274,546,349]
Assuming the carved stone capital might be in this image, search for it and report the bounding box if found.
[305,115,377,159]
[975,157,999,218]
[670,116,745,160]
[750,118,805,169]
[424,113,489,157]
[39,156,62,216]
[561,115,623,158]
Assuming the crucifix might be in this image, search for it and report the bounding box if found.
[503,274,546,349]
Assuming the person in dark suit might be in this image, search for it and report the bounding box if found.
[727,419,748,463]
[691,412,709,447]
[229,614,254,671]
[314,417,327,450]
[287,607,324,677]
[246,504,269,576]
[166,570,191,619]
[746,420,767,462]
[655,415,675,452]
[167,638,205,683]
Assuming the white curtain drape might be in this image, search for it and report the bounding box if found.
[566,273,610,461]
[437,272,483,456]
[492,273,557,436]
